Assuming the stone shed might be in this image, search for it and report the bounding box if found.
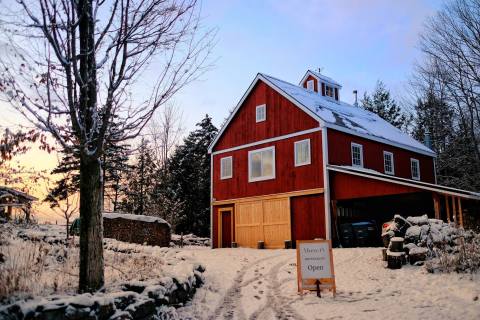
[103,212,171,247]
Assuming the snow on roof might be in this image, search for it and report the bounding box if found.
[103,212,170,226]
[261,73,434,155]
[306,70,342,87]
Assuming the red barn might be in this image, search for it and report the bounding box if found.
[209,70,480,249]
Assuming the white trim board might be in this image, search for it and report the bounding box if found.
[327,165,480,200]
[211,127,321,156]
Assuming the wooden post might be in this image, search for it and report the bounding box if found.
[451,196,457,225]
[432,193,440,220]
[331,200,338,245]
[457,197,464,227]
[6,205,12,220]
[445,196,451,222]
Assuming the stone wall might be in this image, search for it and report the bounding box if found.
[103,213,171,247]
[0,265,205,320]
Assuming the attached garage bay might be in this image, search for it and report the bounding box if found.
[212,189,325,249]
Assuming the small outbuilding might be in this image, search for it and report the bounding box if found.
[103,212,171,247]
[0,186,37,221]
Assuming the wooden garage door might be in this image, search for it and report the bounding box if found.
[235,198,291,249]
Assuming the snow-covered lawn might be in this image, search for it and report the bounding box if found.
[176,247,480,320]
[2,222,480,319]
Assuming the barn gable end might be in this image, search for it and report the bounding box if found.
[212,79,320,152]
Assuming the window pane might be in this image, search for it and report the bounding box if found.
[262,150,273,176]
[251,153,262,178]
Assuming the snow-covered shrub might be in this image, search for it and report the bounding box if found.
[426,233,480,273]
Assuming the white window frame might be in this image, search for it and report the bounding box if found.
[255,104,266,123]
[351,143,364,167]
[383,151,394,175]
[294,139,311,167]
[220,156,233,180]
[411,158,420,180]
[248,146,276,182]
[306,79,315,91]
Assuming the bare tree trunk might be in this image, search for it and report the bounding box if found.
[79,156,104,293]
[66,217,70,240]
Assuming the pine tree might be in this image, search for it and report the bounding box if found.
[46,132,131,211]
[361,81,412,131]
[166,115,218,236]
[120,138,157,215]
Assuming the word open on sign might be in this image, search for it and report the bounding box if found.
[296,240,336,297]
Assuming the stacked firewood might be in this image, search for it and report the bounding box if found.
[381,215,476,270]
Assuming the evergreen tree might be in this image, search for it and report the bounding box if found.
[45,127,131,211]
[119,138,157,215]
[361,81,412,131]
[166,115,217,236]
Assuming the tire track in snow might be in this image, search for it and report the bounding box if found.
[209,253,283,320]
[248,256,306,320]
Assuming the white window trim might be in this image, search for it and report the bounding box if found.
[220,156,233,180]
[351,142,364,167]
[294,139,311,167]
[325,84,334,98]
[306,79,315,91]
[248,146,276,182]
[383,151,395,175]
[255,104,266,123]
[411,158,420,180]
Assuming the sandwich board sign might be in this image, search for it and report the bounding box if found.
[296,239,336,297]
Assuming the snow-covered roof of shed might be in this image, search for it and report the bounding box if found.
[103,212,170,226]
[304,70,342,87]
[261,73,434,155]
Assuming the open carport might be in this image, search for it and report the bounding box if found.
[328,165,480,247]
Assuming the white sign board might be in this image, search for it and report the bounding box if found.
[296,240,336,296]
[298,242,332,278]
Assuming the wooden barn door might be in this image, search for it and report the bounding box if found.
[235,201,263,248]
[263,198,291,248]
[235,198,291,249]
[218,208,233,248]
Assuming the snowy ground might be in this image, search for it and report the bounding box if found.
[176,247,480,320]
[2,223,480,319]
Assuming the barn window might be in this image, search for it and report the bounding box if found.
[306,80,315,91]
[256,104,266,122]
[411,158,420,180]
[351,143,363,167]
[294,139,311,167]
[383,151,394,175]
[325,85,334,98]
[248,146,275,182]
[220,156,232,179]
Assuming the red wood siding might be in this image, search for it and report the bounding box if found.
[331,171,423,200]
[327,129,435,183]
[302,75,318,93]
[213,80,319,151]
[291,194,325,243]
[213,131,324,201]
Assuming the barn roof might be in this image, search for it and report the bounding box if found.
[209,73,435,156]
[0,186,38,203]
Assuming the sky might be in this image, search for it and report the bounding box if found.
[0,0,444,222]
[174,0,443,130]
